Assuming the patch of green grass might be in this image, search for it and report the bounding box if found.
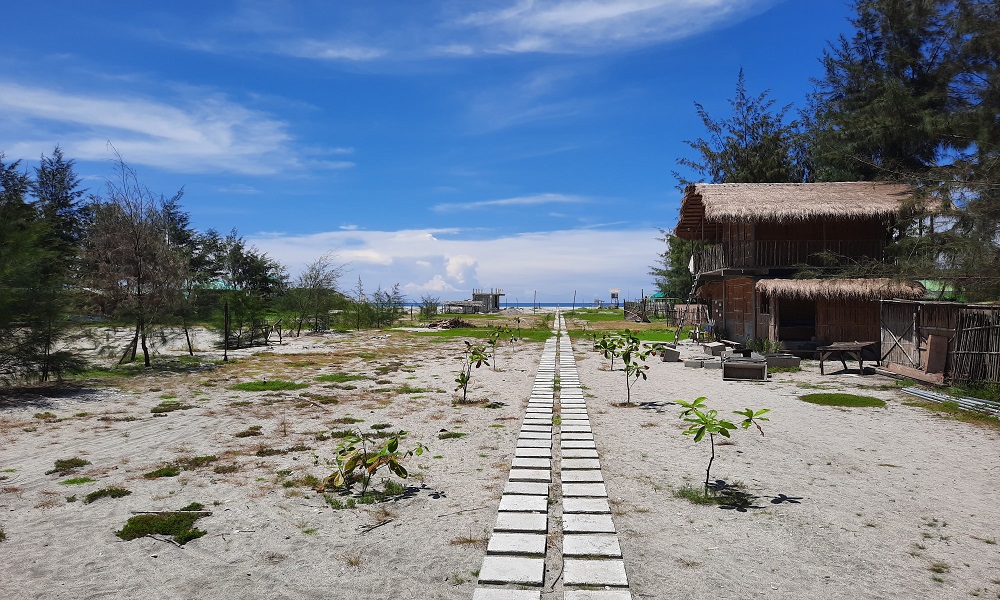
[255,447,287,457]
[415,327,551,343]
[74,412,89,417]
[159,394,178,400]
[370,423,392,430]
[0,525,5,542]
[330,417,364,425]
[672,484,724,505]
[151,400,194,414]
[395,385,427,394]
[769,366,802,373]
[144,466,180,479]
[180,502,204,511]
[902,400,1000,430]
[315,373,366,383]
[213,463,239,474]
[234,425,263,438]
[796,382,840,390]
[116,511,206,545]
[60,477,96,486]
[66,495,76,502]
[34,411,58,420]
[799,393,885,408]
[83,487,132,504]
[177,455,218,470]
[47,458,91,475]
[942,382,1000,402]
[438,431,466,440]
[483,401,505,409]
[229,380,309,392]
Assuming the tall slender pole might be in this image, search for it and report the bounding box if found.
[223,300,230,362]
[572,290,576,314]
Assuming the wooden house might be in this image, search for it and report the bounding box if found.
[674,182,925,351]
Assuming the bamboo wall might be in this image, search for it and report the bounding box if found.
[952,308,1000,385]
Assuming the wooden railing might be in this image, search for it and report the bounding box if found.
[694,240,886,274]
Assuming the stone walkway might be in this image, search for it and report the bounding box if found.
[473,313,632,600]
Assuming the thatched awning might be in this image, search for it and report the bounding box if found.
[756,278,925,300]
[674,182,913,240]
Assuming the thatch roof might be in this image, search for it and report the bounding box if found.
[756,278,926,300]
[675,182,912,239]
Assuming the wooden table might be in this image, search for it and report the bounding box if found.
[817,341,878,375]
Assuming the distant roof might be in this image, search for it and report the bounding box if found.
[675,182,913,239]
[756,278,925,301]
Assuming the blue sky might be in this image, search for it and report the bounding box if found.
[0,1,856,303]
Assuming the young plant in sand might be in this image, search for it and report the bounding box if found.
[324,431,426,497]
[454,341,489,403]
[486,325,512,371]
[619,330,652,405]
[596,334,622,371]
[677,397,770,492]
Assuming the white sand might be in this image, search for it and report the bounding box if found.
[1,322,998,599]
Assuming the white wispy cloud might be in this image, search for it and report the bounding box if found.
[248,226,662,301]
[0,82,346,175]
[281,40,387,61]
[177,1,776,61]
[432,193,589,212]
[454,0,775,55]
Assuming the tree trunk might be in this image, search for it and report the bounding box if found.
[183,321,194,356]
[704,433,716,491]
[139,315,150,368]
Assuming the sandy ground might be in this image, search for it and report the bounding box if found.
[1,317,999,599]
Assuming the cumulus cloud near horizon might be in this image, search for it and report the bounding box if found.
[248,226,662,301]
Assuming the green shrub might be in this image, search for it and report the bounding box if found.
[84,487,132,504]
[116,512,206,545]
[151,400,194,414]
[316,373,366,383]
[144,466,180,479]
[47,458,91,475]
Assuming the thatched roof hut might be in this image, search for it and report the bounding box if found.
[675,182,913,240]
[756,278,925,300]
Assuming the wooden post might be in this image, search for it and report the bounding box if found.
[223,301,230,362]
[572,290,576,314]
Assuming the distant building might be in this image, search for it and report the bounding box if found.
[472,288,505,313]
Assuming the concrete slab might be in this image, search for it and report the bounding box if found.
[563,513,617,533]
[523,419,552,426]
[478,556,545,586]
[561,426,593,434]
[563,497,611,514]
[499,494,549,512]
[520,425,551,433]
[473,589,541,600]
[511,457,550,469]
[486,532,547,556]
[504,481,549,495]
[562,483,608,497]
[562,448,599,458]
[561,470,604,483]
[564,590,631,600]
[561,440,597,449]
[563,535,623,558]
[561,458,601,470]
[562,432,595,441]
[517,432,552,440]
[563,559,628,587]
[516,439,551,449]
[507,468,551,482]
[514,447,551,459]
[494,512,547,533]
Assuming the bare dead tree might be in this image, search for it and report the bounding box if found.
[84,153,187,367]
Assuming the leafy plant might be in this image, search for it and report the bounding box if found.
[596,334,622,370]
[323,431,426,496]
[800,393,885,407]
[618,330,652,405]
[677,397,770,491]
[144,465,180,479]
[454,341,489,403]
